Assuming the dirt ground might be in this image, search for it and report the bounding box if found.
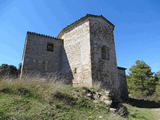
[152,108,160,120]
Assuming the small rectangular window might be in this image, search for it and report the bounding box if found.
[74,68,77,74]
[47,43,54,52]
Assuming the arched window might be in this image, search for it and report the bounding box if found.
[101,46,106,59]
[101,45,109,60]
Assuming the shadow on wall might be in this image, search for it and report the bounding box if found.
[20,40,73,85]
[37,44,74,85]
[59,44,73,84]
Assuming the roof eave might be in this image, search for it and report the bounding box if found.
[27,31,63,40]
[117,66,127,70]
[57,14,115,38]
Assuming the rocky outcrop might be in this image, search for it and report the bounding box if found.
[81,87,112,107]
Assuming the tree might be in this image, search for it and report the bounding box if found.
[156,72,160,80]
[154,71,160,101]
[127,60,156,97]
[0,64,18,79]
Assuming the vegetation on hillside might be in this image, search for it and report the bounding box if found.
[127,60,160,102]
[0,61,160,119]
[0,78,114,120]
[0,78,158,120]
[153,71,160,101]
[0,64,21,80]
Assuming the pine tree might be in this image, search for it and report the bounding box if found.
[127,60,156,97]
[154,72,160,101]
[156,72,160,80]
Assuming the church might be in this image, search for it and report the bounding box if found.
[20,14,128,100]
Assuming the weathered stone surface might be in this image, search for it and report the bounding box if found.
[20,14,128,101]
[60,19,92,87]
[116,104,129,117]
[20,32,63,76]
[82,87,112,106]
[89,17,120,100]
[110,108,117,113]
[118,67,128,101]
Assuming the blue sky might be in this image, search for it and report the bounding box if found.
[0,0,160,73]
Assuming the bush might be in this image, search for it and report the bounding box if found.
[0,64,18,79]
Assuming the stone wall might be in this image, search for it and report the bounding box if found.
[20,32,63,77]
[20,15,128,101]
[117,67,128,101]
[89,17,120,99]
[60,19,92,87]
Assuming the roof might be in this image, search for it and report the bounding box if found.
[27,31,63,40]
[117,66,127,70]
[57,14,115,38]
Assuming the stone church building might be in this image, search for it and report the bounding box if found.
[20,14,128,100]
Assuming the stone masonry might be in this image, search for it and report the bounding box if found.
[20,14,128,101]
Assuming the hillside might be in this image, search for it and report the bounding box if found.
[0,79,159,120]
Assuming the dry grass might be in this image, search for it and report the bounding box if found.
[0,76,72,103]
[0,76,158,120]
